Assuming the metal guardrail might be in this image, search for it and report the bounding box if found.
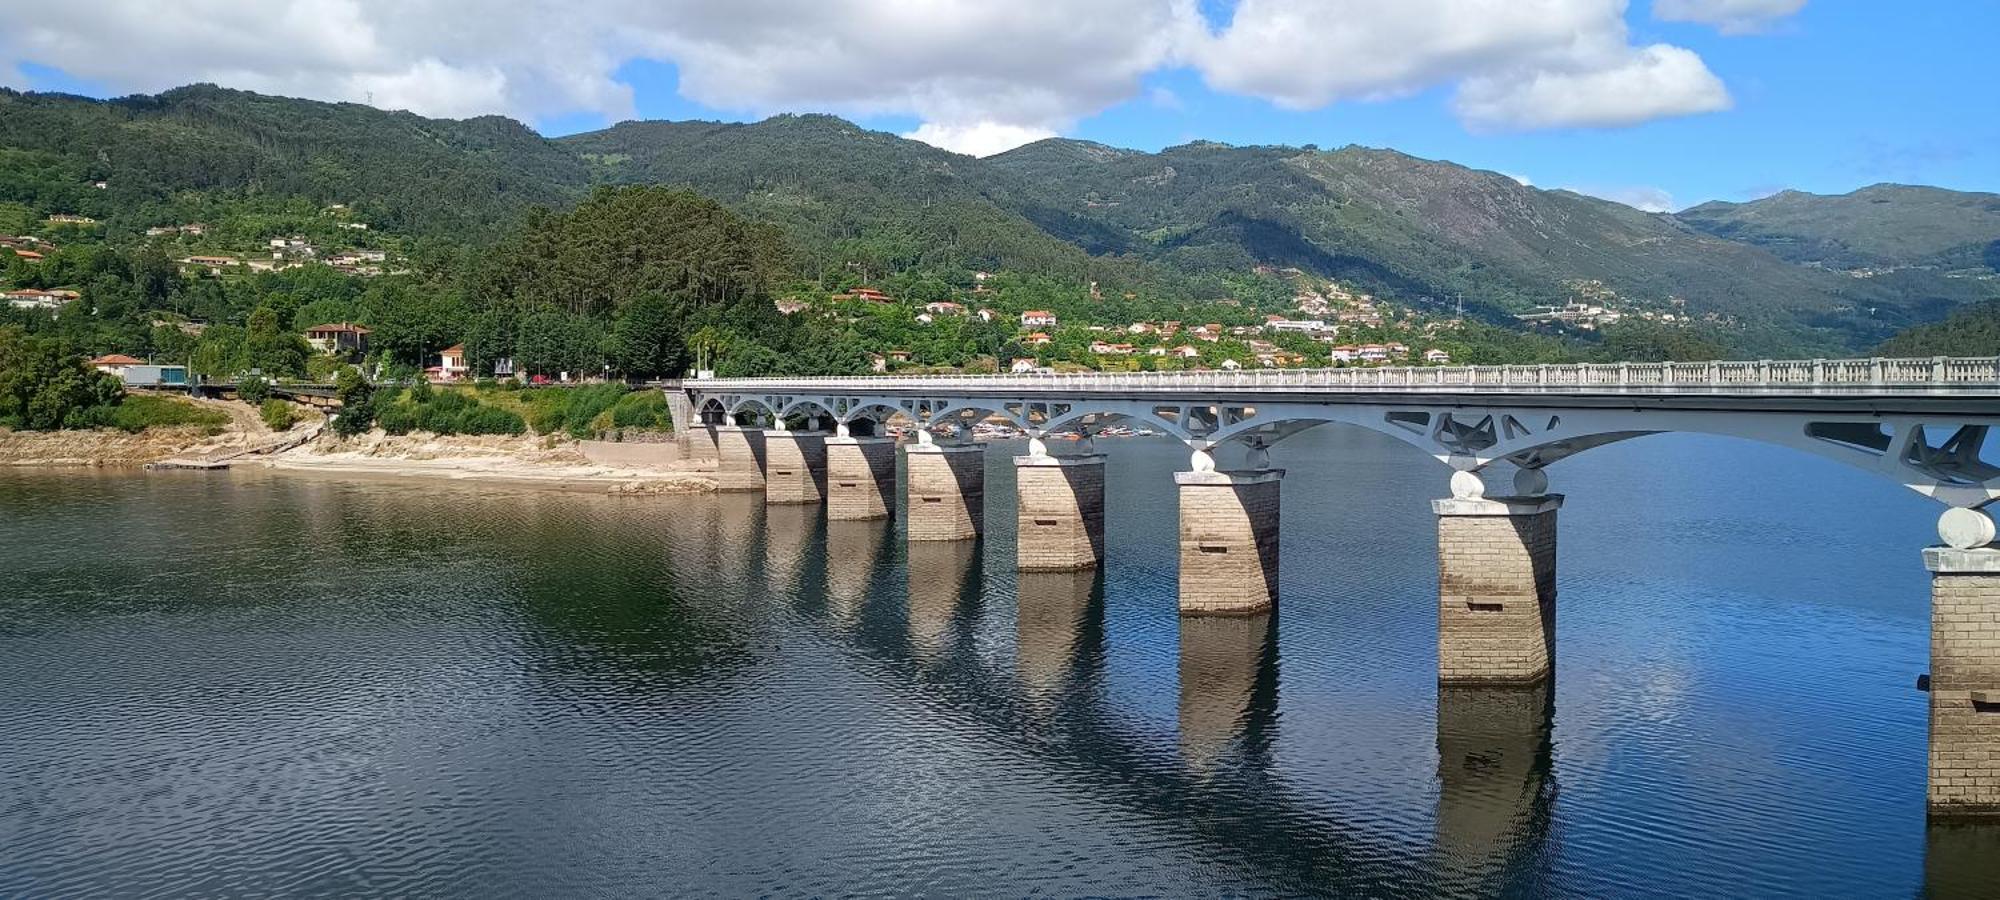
[692,357,2000,394]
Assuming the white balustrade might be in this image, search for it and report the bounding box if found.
[692,356,2000,396]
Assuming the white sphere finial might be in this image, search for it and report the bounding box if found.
[1513,467,1549,497]
[1450,470,1486,499]
[1940,507,1998,550]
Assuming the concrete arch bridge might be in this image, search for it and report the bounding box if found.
[668,357,2000,819]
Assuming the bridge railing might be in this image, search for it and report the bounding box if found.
[691,356,2000,394]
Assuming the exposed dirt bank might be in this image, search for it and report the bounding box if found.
[258,431,715,494]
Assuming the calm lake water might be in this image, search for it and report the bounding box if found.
[5,428,2000,897]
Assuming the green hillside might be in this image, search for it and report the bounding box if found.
[1678,184,2000,271]
[2,84,1998,360]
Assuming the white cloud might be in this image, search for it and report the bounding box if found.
[1505,172,1535,186]
[1193,0,1731,130]
[1573,185,1679,212]
[0,0,1739,151]
[1455,44,1730,131]
[903,121,1058,157]
[1654,0,1807,34]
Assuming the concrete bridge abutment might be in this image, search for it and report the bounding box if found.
[762,430,828,504]
[1176,469,1285,616]
[1434,494,1561,685]
[906,443,987,541]
[826,436,898,521]
[712,425,767,492]
[1925,546,2000,819]
[1014,453,1107,572]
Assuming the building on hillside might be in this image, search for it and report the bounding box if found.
[924,301,965,316]
[774,297,810,314]
[5,289,69,311]
[887,349,913,364]
[13,249,44,262]
[46,214,96,225]
[1010,358,1037,374]
[304,322,371,357]
[846,287,892,303]
[120,365,188,387]
[1220,358,1243,370]
[1088,340,1134,355]
[1126,322,1157,335]
[1025,332,1052,346]
[437,344,470,382]
[868,353,888,373]
[90,354,145,378]
[1424,348,1452,363]
[1357,344,1390,362]
[1267,318,1330,335]
[1330,345,1359,363]
[915,313,935,324]
[1020,310,1058,328]
[975,308,997,322]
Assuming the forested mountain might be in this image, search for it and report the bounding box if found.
[3,84,1998,358]
[979,139,1917,352]
[0,85,589,238]
[1679,184,2000,271]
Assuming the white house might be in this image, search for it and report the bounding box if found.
[1424,348,1452,363]
[437,344,470,381]
[1020,310,1058,328]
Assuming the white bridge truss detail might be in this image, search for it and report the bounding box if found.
[682,357,2000,510]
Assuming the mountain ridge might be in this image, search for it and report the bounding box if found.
[4,84,1997,355]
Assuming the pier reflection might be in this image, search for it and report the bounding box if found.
[824,519,889,628]
[1177,613,1279,772]
[1015,570,1102,704]
[1433,681,1556,895]
[712,493,763,576]
[1924,822,2000,899]
[905,540,979,660]
[762,504,821,596]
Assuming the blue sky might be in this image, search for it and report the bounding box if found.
[7,1,1994,211]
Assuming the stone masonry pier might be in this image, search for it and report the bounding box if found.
[1176,469,1284,616]
[1014,453,1106,572]
[906,443,986,541]
[826,436,898,521]
[712,425,767,492]
[762,430,827,504]
[1925,547,2000,819]
[1433,495,1561,686]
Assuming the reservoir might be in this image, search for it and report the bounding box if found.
[4,427,1997,896]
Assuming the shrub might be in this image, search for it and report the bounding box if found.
[521,384,629,438]
[610,390,672,430]
[107,395,230,434]
[237,375,271,405]
[259,399,295,431]
[455,404,526,435]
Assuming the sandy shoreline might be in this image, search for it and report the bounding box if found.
[252,453,716,493]
[2,424,719,494]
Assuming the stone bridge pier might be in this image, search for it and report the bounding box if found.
[712,425,768,492]
[1176,443,1284,617]
[826,424,898,521]
[906,440,987,541]
[1926,517,2000,819]
[1432,468,1561,686]
[762,419,830,505]
[1014,435,1106,572]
